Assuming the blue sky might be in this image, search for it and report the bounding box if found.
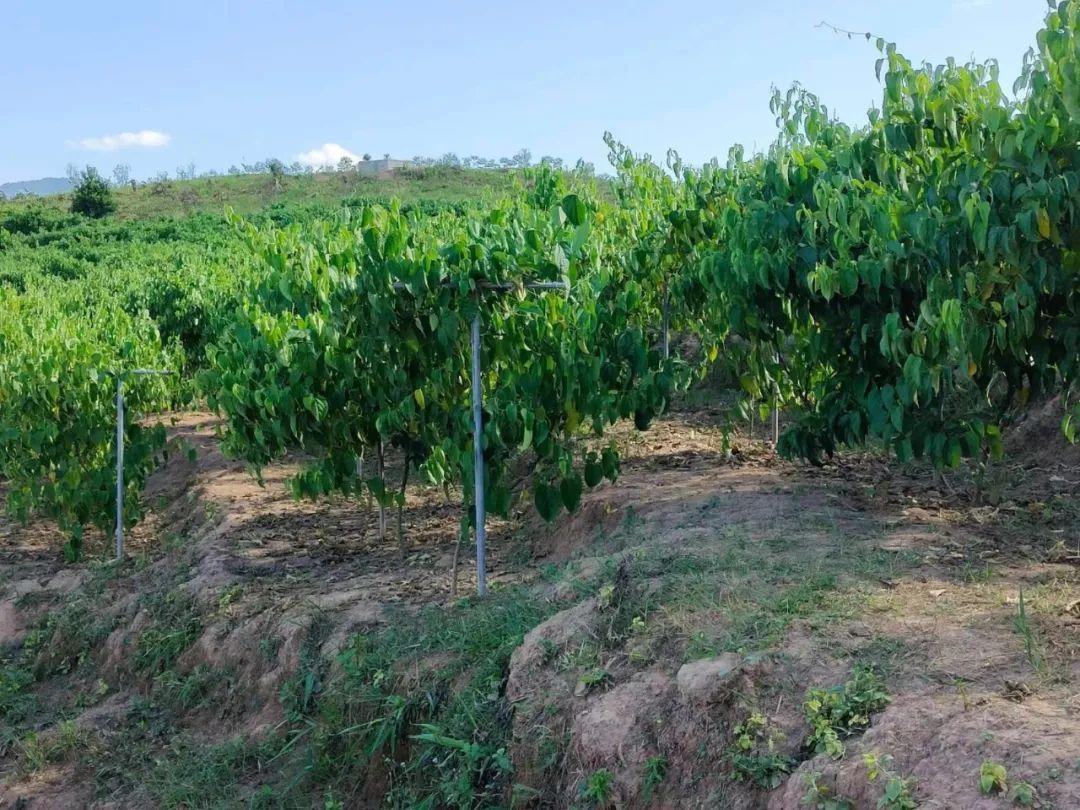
[2,0,1051,184]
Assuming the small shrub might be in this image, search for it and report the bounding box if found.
[1009,781,1037,806]
[804,668,890,758]
[575,667,611,695]
[538,637,559,663]
[217,584,244,613]
[71,167,116,218]
[863,752,918,809]
[729,711,794,789]
[597,583,616,610]
[594,563,652,647]
[580,768,615,806]
[979,761,1008,795]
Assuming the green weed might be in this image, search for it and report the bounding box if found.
[580,768,615,806]
[134,590,202,673]
[1013,589,1045,674]
[0,592,115,723]
[279,609,332,722]
[804,668,890,758]
[153,664,225,711]
[801,771,855,809]
[302,587,553,807]
[853,636,914,680]
[259,634,283,662]
[641,754,668,803]
[979,761,1008,795]
[556,641,601,673]
[142,735,274,808]
[863,752,918,810]
[728,711,793,789]
[1010,780,1037,806]
[575,667,611,695]
[15,719,97,776]
[409,723,512,809]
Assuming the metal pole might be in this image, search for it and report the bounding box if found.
[471,310,487,597]
[389,279,568,597]
[115,376,125,561]
[110,368,172,563]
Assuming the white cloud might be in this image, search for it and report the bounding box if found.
[296,142,359,167]
[71,130,172,151]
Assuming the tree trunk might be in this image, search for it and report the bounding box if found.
[451,513,468,599]
[397,454,410,559]
[772,389,780,447]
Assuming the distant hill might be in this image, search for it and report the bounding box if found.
[0,177,73,198]
[0,166,520,220]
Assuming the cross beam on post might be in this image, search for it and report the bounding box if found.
[112,368,173,562]
[393,278,569,596]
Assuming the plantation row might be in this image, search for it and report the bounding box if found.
[0,0,1077,558]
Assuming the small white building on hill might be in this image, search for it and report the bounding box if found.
[356,158,411,177]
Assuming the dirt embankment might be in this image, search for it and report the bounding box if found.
[1,401,1077,808]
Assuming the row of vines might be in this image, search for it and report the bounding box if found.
[0,0,1077,559]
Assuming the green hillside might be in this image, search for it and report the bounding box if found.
[0,166,519,221]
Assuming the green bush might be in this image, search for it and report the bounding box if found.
[71,167,116,218]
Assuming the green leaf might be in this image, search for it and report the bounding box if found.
[601,447,620,482]
[534,481,563,522]
[570,220,591,258]
[561,194,588,227]
[559,474,583,512]
[584,457,603,488]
